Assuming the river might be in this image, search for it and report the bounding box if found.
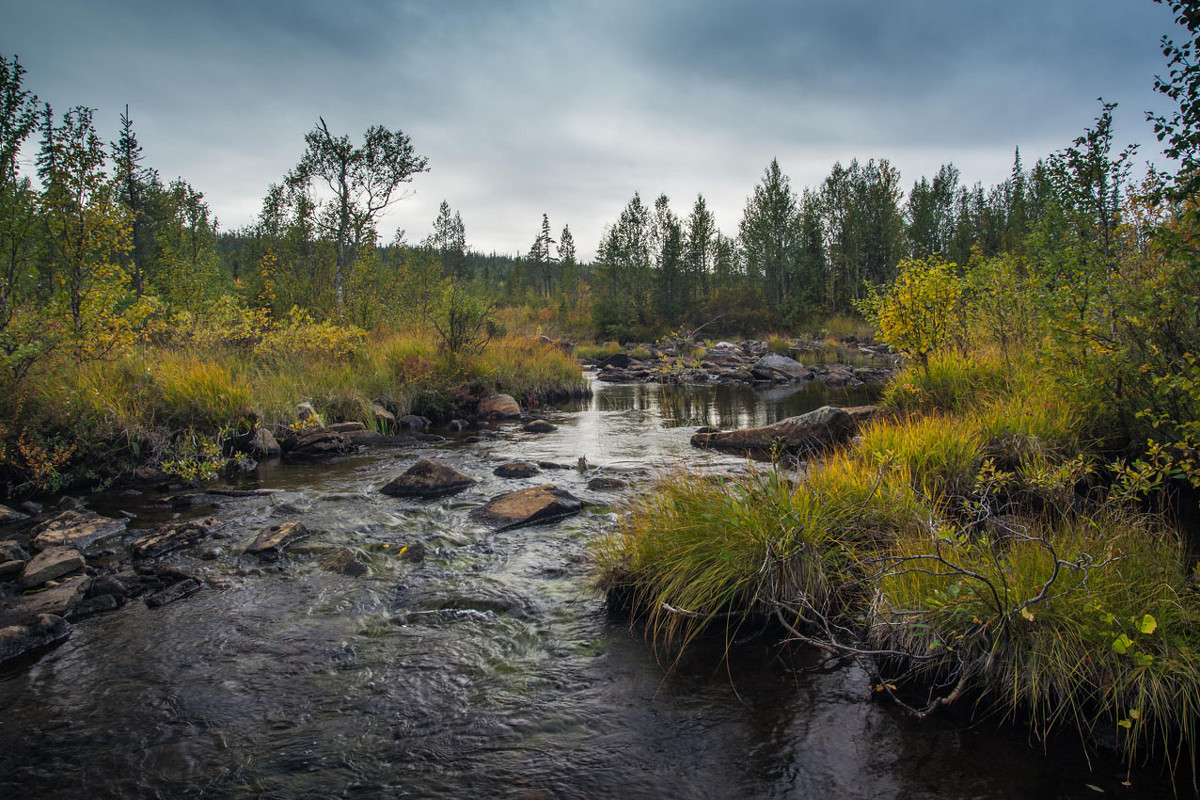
[0,377,1177,798]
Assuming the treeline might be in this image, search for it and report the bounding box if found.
[0,44,1166,376]
[588,149,1063,339]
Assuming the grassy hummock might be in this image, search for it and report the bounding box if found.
[592,352,1200,774]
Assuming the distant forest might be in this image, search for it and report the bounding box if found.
[0,49,1150,355]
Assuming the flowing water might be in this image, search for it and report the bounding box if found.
[0,378,1179,799]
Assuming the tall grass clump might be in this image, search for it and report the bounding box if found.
[871,508,1200,768]
[593,467,844,655]
[883,350,1009,414]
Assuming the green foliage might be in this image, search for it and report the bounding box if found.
[858,258,965,375]
[427,278,495,356]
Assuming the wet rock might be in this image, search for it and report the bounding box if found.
[19,546,86,588]
[413,432,447,443]
[130,518,223,560]
[0,614,71,665]
[0,541,29,562]
[18,500,43,515]
[749,353,811,382]
[0,504,28,524]
[522,419,557,434]
[145,577,202,608]
[8,576,91,621]
[447,419,467,432]
[342,429,382,446]
[320,548,371,577]
[398,414,431,431]
[0,561,23,581]
[399,541,426,563]
[471,484,585,530]
[587,476,627,491]
[68,593,125,620]
[251,427,282,459]
[494,462,541,479]
[87,575,128,599]
[329,421,367,433]
[280,430,355,460]
[596,352,633,369]
[691,405,859,457]
[478,393,521,420]
[57,496,85,510]
[30,510,127,553]
[695,425,719,434]
[246,521,310,558]
[537,461,571,470]
[381,458,476,498]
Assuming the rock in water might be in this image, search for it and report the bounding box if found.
[251,427,282,459]
[523,420,557,433]
[0,504,28,524]
[0,614,71,665]
[478,394,521,420]
[494,462,541,479]
[18,546,85,588]
[749,353,811,382]
[381,458,476,498]
[690,405,860,457]
[246,521,310,558]
[30,510,127,552]
[130,518,223,560]
[280,430,354,460]
[145,578,202,608]
[471,484,585,530]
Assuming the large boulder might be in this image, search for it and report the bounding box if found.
[30,511,127,553]
[471,484,585,530]
[0,614,71,665]
[478,394,521,420]
[749,353,811,382]
[690,405,863,457]
[381,458,476,498]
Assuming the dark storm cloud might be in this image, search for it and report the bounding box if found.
[0,0,1184,259]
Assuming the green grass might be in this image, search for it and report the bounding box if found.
[592,351,1200,774]
[873,508,1200,767]
[0,329,585,491]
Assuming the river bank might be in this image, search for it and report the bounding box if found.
[593,352,1200,787]
[0,376,1179,799]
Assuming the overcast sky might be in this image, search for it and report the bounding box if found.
[3,0,1182,261]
